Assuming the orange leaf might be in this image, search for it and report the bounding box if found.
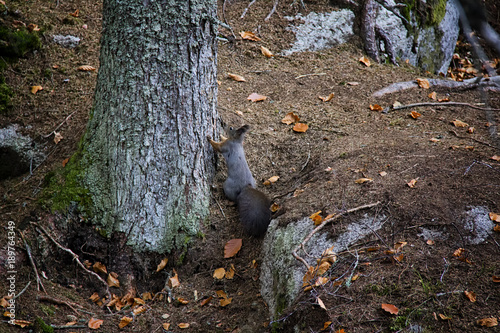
[176,298,189,305]
[247,92,267,102]
[93,262,107,274]
[224,238,242,258]
[27,23,40,32]
[118,316,133,328]
[31,85,43,94]
[381,303,399,315]
[292,123,308,133]
[260,46,274,58]
[409,111,421,119]
[168,270,180,288]
[369,104,383,111]
[62,157,70,167]
[438,313,452,320]
[239,31,261,41]
[309,210,323,225]
[11,319,32,328]
[219,297,232,307]
[88,318,104,330]
[225,265,235,279]
[494,225,500,232]
[416,78,430,89]
[491,155,500,161]
[492,276,500,283]
[213,267,226,279]
[178,322,190,329]
[227,73,246,82]
[281,112,300,125]
[163,323,171,330]
[69,9,79,17]
[107,272,120,288]
[156,258,168,272]
[322,321,332,330]
[464,290,476,302]
[318,93,334,102]
[335,329,345,333]
[359,56,371,67]
[407,179,417,188]
[428,91,437,100]
[489,212,500,222]
[200,296,212,306]
[355,178,373,184]
[78,65,96,71]
[451,119,468,127]
[477,317,498,327]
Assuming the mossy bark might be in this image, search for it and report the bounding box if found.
[80,0,218,253]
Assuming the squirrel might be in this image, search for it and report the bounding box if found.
[208,125,272,236]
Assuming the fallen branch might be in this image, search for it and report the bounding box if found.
[292,201,381,270]
[383,101,500,113]
[19,231,46,293]
[240,0,257,19]
[449,130,495,148]
[13,281,31,300]
[265,0,279,21]
[43,111,77,138]
[373,76,500,98]
[32,222,112,302]
[37,295,83,315]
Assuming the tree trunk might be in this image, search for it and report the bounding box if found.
[81,0,218,253]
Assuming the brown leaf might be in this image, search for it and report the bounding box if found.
[451,119,468,127]
[318,93,334,102]
[118,316,133,329]
[213,267,226,280]
[492,276,500,283]
[260,46,273,58]
[477,317,498,327]
[168,270,180,288]
[227,73,246,82]
[369,104,383,111]
[178,322,190,329]
[156,258,168,272]
[426,239,435,245]
[409,111,421,119]
[394,241,407,250]
[162,323,171,330]
[381,303,399,315]
[31,85,43,94]
[53,131,63,144]
[27,23,40,32]
[292,123,308,133]
[69,9,79,17]
[78,65,96,71]
[464,290,476,302]
[11,319,32,328]
[489,212,500,222]
[88,318,104,330]
[355,178,373,184]
[1,297,10,308]
[200,296,212,306]
[453,248,465,257]
[247,92,267,102]
[224,238,242,258]
[219,297,232,307]
[239,31,261,41]
[494,225,500,232]
[93,262,107,274]
[89,292,100,303]
[176,298,189,305]
[281,112,300,125]
[359,56,371,67]
[467,127,474,134]
[322,321,332,330]
[225,264,235,279]
[266,175,279,183]
[107,272,120,288]
[416,78,430,89]
[428,91,437,100]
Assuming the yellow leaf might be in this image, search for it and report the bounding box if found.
[416,78,430,89]
[359,56,371,67]
[309,211,323,225]
[224,238,242,258]
[219,297,232,307]
[260,46,273,58]
[118,316,133,328]
[239,31,261,41]
[156,258,168,272]
[213,267,226,280]
[31,85,43,94]
[292,123,308,133]
[267,175,279,183]
[247,92,267,102]
[227,73,246,82]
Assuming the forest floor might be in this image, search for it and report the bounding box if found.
[1,0,500,332]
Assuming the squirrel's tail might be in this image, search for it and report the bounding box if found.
[237,186,272,236]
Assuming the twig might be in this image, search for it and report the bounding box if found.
[43,111,77,138]
[384,101,500,113]
[295,73,326,80]
[37,295,83,315]
[292,201,381,269]
[12,281,31,300]
[265,0,279,21]
[440,258,449,282]
[32,222,112,302]
[19,231,46,293]
[240,0,257,19]
[449,130,495,148]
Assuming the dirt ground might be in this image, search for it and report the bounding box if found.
[1,0,500,332]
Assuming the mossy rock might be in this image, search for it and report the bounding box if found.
[0,26,41,58]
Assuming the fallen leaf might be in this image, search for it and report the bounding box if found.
[12,20,26,28]
[466,126,474,133]
[493,225,500,232]
[359,56,371,67]
[407,179,417,188]
[156,258,168,272]
[293,123,308,133]
[88,318,104,330]
[477,317,498,327]
[224,238,242,258]
[247,92,267,102]
[335,329,345,333]
[369,104,383,111]
[428,91,437,100]
[489,212,500,222]
[178,322,190,329]
[426,239,435,245]
[464,290,476,302]
[318,93,334,102]
[492,276,500,283]
[200,296,212,306]
[381,303,399,315]
[62,157,70,167]
[429,137,440,143]
[213,267,226,280]
[491,155,500,161]
[393,101,402,108]
[416,78,430,89]
[227,73,246,82]
[93,262,107,274]
[310,210,323,225]
[438,97,450,102]
[54,132,63,144]
[118,316,133,328]
[89,292,100,303]
[355,178,373,184]
[317,297,326,310]
[453,248,465,257]
[379,171,387,177]
[11,319,32,328]
[78,65,96,71]
[261,46,274,58]
[225,265,235,279]
[168,270,180,288]
[219,297,232,307]
[347,81,359,86]
[322,321,332,330]
[163,323,171,330]
[267,175,279,183]
[394,241,407,250]
[31,85,43,94]
[69,9,79,17]
[142,292,152,301]
[409,111,421,119]
[27,23,40,32]
[281,112,300,124]
[438,313,452,320]
[176,298,189,305]
[107,272,120,288]
[451,119,468,127]
[239,31,261,41]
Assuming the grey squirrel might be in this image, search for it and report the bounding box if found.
[208,125,272,236]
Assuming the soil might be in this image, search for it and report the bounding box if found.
[1,0,500,332]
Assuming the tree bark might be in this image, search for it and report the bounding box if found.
[81,0,218,253]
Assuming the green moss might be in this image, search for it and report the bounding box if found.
[34,317,54,333]
[0,26,41,58]
[0,75,13,114]
[40,304,55,316]
[427,0,447,26]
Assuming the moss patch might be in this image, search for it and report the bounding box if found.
[0,26,41,58]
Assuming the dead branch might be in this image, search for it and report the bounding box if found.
[12,281,31,300]
[265,0,279,21]
[31,222,112,302]
[37,295,83,315]
[384,101,500,113]
[449,130,495,148]
[19,231,46,293]
[373,76,500,98]
[42,111,77,138]
[292,201,381,270]
[240,0,256,19]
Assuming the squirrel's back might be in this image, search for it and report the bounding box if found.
[237,186,272,236]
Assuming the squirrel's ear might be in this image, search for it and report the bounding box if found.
[238,125,250,135]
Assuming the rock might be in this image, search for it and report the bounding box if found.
[260,213,386,319]
[53,35,80,48]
